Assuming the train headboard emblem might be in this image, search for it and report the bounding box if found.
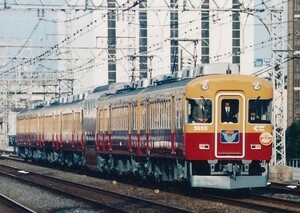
[259,132,273,146]
[221,130,239,143]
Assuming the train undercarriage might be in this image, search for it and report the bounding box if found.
[17,147,85,167]
[16,146,268,189]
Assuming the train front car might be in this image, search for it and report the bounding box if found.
[185,74,273,189]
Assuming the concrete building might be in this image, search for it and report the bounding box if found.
[57,0,256,93]
[288,1,300,126]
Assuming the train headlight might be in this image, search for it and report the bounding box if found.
[259,132,273,146]
[201,82,209,90]
[253,82,261,90]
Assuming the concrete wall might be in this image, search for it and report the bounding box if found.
[269,165,300,183]
[292,167,300,182]
[269,165,293,182]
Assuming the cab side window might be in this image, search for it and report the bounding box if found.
[188,98,212,123]
[249,99,272,124]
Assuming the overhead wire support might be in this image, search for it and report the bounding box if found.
[1,0,145,78]
[270,6,286,166]
[170,38,202,68]
[239,1,286,165]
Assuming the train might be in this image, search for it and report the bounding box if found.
[15,63,273,190]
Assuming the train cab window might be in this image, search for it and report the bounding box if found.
[249,99,272,124]
[221,99,238,123]
[187,98,212,123]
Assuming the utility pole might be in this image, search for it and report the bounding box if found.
[128,54,156,80]
[270,6,286,166]
[241,2,286,165]
[171,38,201,69]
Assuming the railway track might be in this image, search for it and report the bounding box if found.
[0,163,192,213]
[1,154,300,212]
[0,193,36,213]
[199,188,300,213]
[266,182,300,195]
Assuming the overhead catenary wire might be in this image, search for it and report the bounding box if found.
[0,19,41,69]
[0,0,288,79]
[0,0,145,77]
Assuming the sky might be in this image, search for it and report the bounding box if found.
[0,1,286,57]
[253,0,288,60]
[0,0,288,82]
[0,8,57,73]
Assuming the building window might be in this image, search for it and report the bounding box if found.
[201,0,209,64]
[170,0,178,73]
[232,2,240,65]
[107,0,116,84]
[139,2,148,78]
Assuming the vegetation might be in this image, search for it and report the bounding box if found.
[286,121,300,159]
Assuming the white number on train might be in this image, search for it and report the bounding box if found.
[193,125,208,131]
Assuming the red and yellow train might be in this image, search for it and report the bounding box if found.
[16,63,273,189]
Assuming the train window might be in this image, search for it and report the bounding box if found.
[175,98,182,128]
[149,100,171,129]
[187,98,212,123]
[249,99,272,124]
[221,99,238,123]
[132,105,138,130]
[141,104,147,130]
[165,100,171,129]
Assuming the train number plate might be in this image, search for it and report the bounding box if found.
[193,125,208,131]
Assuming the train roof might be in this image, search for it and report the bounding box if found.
[142,78,192,93]
[19,63,259,113]
[17,98,84,118]
[92,85,109,93]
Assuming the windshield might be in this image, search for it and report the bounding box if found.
[249,99,272,124]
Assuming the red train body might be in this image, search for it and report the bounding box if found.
[16,64,273,189]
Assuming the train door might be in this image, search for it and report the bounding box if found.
[84,102,98,168]
[215,93,245,158]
